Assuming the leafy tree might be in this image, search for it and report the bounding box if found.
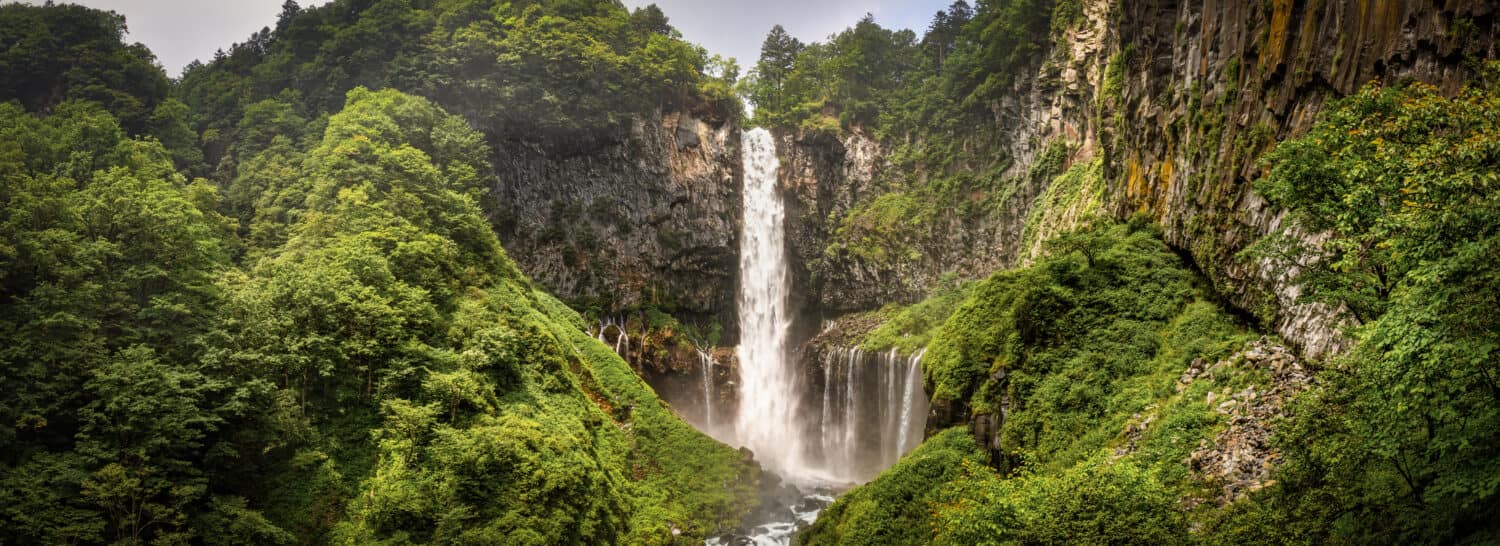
[77,346,219,545]
[1223,65,1500,544]
[748,24,804,122]
[0,3,170,134]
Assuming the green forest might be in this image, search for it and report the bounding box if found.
[2,0,1498,545]
[1,2,753,544]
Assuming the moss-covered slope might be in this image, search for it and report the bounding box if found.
[799,222,1266,544]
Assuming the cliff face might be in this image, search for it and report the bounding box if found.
[777,0,1498,359]
[1106,0,1496,358]
[494,108,742,318]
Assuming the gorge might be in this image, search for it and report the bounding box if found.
[1,0,1498,544]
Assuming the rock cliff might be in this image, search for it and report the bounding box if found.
[494,107,742,320]
[775,0,1498,359]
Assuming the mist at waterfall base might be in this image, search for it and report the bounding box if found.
[731,128,931,486]
[589,129,929,543]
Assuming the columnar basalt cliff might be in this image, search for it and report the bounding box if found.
[494,107,743,318]
[776,0,1498,360]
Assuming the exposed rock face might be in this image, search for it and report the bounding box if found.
[776,129,909,314]
[1184,337,1311,506]
[590,317,741,433]
[493,108,742,318]
[774,0,1499,360]
[1102,0,1497,359]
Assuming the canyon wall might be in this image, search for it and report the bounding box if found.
[778,0,1498,359]
[494,107,743,320]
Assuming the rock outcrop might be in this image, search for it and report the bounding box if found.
[494,107,742,319]
[1184,337,1311,506]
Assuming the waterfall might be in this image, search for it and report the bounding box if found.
[698,347,714,430]
[820,349,833,461]
[897,349,926,455]
[728,128,930,485]
[884,349,899,467]
[843,347,859,473]
[734,128,807,476]
[806,345,931,481]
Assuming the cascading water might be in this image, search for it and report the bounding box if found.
[813,347,930,481]
[708,128,932,545]
[698,347,714,430]
[728,129,930,483]
[897,349,927,455]
[734,128,807,477]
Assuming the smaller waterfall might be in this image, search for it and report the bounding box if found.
[698,347,714,430]
[592,318,631,362]
[813,346,931,482]
[843,348,859,471]
[897,348,926,455]
[820,350,833,458]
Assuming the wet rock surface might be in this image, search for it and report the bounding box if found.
[707,473,839,546]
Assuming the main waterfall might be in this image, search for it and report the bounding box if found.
[730,129,929,485]
[706,128,932,545]
[734,128,808,476]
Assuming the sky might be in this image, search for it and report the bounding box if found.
[27,0,952,77]
[618,0,951,68]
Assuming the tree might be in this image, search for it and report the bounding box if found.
[629,4,674,37]
[1235,65,1500,543]
[749,24,804,122]
[77,346,220,545]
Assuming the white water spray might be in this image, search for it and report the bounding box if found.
[698,347,715,430]
[734,128,808,477]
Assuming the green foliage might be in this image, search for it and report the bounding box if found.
[746,0,1053,131]
[825,192,929,265]
[2,70,759,543]
[1018,158,1105,255]
[797,428,986,545]
[1220,64,1500,544]
[0,3,169,135]
[806,223,1257,545]
[177,0,735,158]
[747,14,921,130]
[924,223,1194,413]
[1100,44,1133,106]
[860,274,973,354]
[931,455,1187,545]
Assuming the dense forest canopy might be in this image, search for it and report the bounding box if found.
[0,2,758,544]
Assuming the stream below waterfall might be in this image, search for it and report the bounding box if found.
[692,129,934,545]
[582,129,931,544]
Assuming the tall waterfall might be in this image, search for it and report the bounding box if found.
[734,128,807,476]
[728,128,929,487]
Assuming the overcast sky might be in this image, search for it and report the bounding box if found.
[26,0,951,77]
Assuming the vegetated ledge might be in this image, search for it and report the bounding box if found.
[798,221,1300,544]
